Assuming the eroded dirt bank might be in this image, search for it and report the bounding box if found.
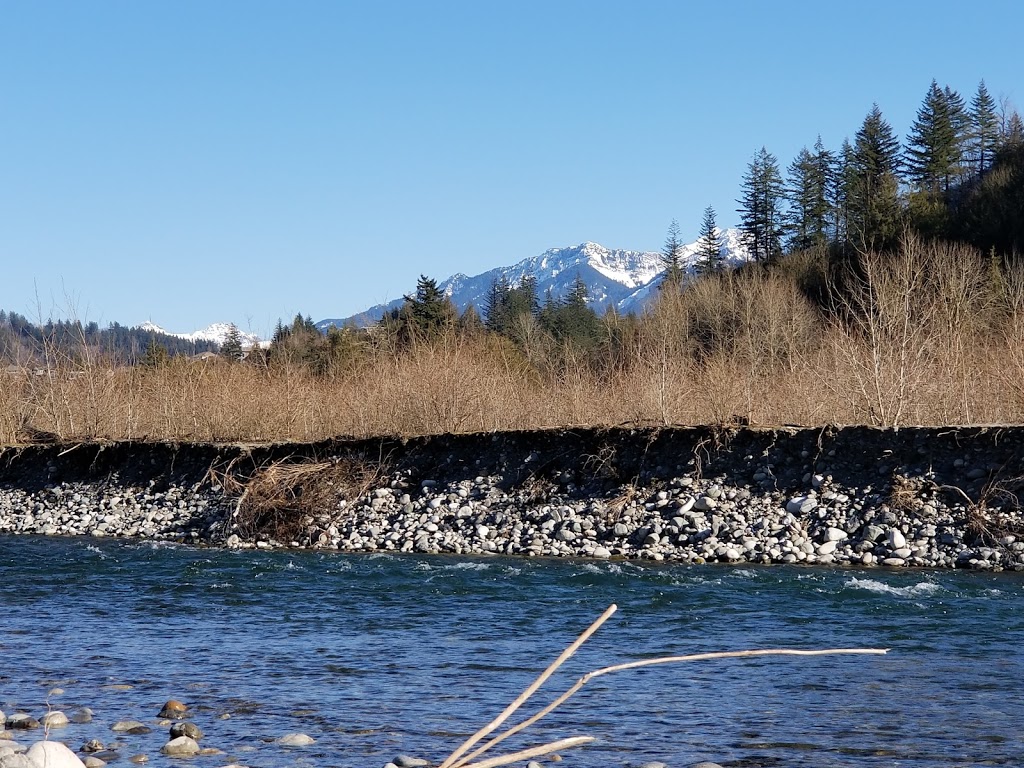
[1,425,1023,568]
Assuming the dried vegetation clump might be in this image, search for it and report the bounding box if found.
[214,455,385,543]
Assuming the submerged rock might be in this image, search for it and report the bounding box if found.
[276,734,315,747]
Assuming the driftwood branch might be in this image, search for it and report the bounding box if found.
[440,603,889,768]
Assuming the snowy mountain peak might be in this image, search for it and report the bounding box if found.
[318,229,750,330]
[137,321,262,348]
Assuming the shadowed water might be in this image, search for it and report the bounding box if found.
[1,536,1022,768]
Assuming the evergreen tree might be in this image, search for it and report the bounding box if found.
[833,139,856,250]
[458,304,485,336]
[660,219,685,288]
[484,275,512,332]
[905,81,961,194]
[694,206,723,276]
[538,274,601,350]
[737,147,785,262]
[970,80,1000,175]
[399,275,456,341]
[220,324,244,362]
[141,337,169,368]
[785,139,833,251]
[848,104,903,250]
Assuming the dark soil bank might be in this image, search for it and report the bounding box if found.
[2,426,1024,568]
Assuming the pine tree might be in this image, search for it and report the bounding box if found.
[660,219,685,288]
[737,147,785,262]
[220,324,244,362]
[849,104,903,250]
[970,80,1000,175]
[694,206,723,276]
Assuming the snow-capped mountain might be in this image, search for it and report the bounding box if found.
[318,228,750,329]
[138,321,263,348]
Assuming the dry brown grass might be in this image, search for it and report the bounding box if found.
[4,237,1024,444]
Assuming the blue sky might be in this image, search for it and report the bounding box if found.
[2,0,1021,336]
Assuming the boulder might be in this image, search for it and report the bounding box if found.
[393,758,429,768]
[160,737,199,757]
[26,741,87,768]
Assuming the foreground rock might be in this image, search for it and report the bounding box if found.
[26,742,86,768]
[1,427,1023,569]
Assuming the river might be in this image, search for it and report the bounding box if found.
[2,536,1022,767]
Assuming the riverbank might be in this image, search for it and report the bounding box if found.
[2,426,1023,569]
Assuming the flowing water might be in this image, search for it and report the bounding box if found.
[2,535,1023,768]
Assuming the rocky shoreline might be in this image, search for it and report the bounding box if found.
[2,426,1024,569]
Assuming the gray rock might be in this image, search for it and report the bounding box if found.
[888,529,907,549]
[693,496,717,511]
[863,524,885,542]
[40,712,69,728]
[0,754,35,768]
[169,722,203,741]
[690,763,725,768]
[825,527,847,542]
[70,709,93,725]
[277,734,315,747]
[786,496,817,514]
[27,742,86,768]
[393,757,430,768]
[83,757,106,768]
[160,737,200,756]
[80,740,104,754]
[111,721,147,733]
[5,716,38,731]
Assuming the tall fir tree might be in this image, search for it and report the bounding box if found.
[970,80,1000,175]
[906,81,960,194]
[848,104,903,250]
[785,138,833,251]
[737,146,785,262]
[694,206,723,276]
[660,219,685,288]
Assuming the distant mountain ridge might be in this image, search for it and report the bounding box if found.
[318,228,750,329]
[138,321,262,348]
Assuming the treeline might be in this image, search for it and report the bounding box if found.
[0,310,217,366]
[731,79,1023,263]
